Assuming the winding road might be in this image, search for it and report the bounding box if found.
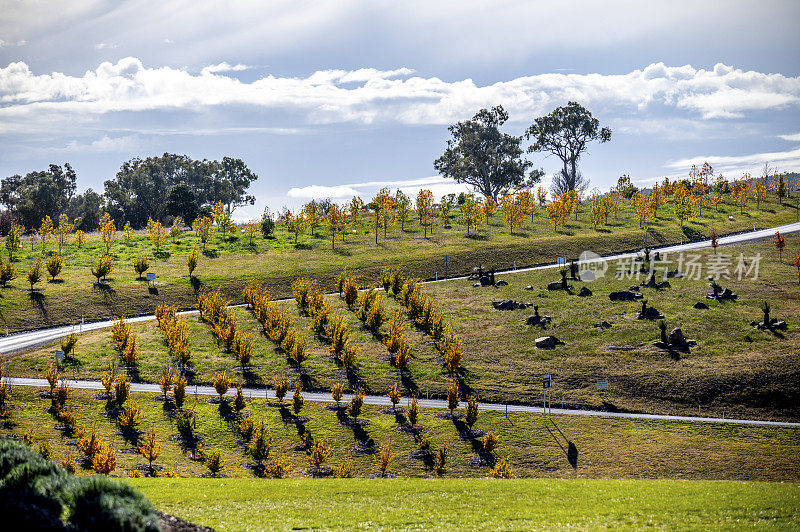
[2,221,799,429]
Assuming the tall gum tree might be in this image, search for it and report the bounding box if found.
[434,106,534,202]
[525,102,611,194]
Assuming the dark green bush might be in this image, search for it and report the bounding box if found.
[66,476,161,532]
[0,439,161,532]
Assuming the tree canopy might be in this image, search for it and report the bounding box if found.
[525,101,611,194]
[103,153,257,228]
[434,106,534,201]
[0,163,77,229]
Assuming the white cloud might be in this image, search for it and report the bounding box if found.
[93,43,117,50]
[778,132,800,141]
[287,175,470,202]
[665,146,800,176]
[64,134,144,153]
[1,59,797,130]
[200,62,254,75]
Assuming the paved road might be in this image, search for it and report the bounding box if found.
[3,221,798,354]
[7,377,798,428]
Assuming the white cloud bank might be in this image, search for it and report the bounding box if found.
[1,59,798,129]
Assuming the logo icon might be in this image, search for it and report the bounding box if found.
[577,250,607,282]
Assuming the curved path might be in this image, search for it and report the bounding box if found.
[3,221,797,354]
[6,377,799,428]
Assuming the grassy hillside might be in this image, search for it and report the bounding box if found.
[1,191,796,333]
[130,478,800,531]
[3,387,799,481]
[9,235,800,420]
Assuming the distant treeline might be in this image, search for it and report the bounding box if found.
[0,154,257,233]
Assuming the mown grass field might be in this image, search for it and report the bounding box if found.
[1,191,796,332]
[3,387,799,481]
[9,234,800,420]
[129,478,800,531]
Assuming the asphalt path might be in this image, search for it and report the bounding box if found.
[7,377,798,428]
[2,220,797,354]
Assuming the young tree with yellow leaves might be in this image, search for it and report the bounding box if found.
[213,201,234,240]
[632,192,651,228]
[753,180,767,210]
[348,196,363,229]
[148,218,166,254]
[536,186,547,206]
[285,209,306,244]
[459,195,482,236]
[100,215,116,255]
[501,192,525,234]
[732,177,751,214]
[39,215,53,254]
[673,185,693,227]
[416,189,435,238]
[395,190,412,232]
[303,200,321,237]
[326,204,344,249]
[194,216,214,251]
[546,197,569,232]
[54,214,74,254]
[482,196,496,226]
[374,187,395,241]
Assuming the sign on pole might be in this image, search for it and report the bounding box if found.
[146,272,156,282]
[542,374,552,389]
[597,379,609,391]
[54,350,64,364]
[556,257,567,266]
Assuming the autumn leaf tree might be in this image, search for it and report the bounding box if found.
[416,189,435,238]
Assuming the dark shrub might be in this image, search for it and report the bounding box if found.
[66,476,161,532]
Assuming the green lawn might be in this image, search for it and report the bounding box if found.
[128,478,800,531]
[1,192,796,333]
[10,234,800,421]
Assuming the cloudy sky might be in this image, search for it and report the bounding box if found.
[2,0,799,219]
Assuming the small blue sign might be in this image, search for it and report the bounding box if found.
[556,257,567,266]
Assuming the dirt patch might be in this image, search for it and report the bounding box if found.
[157,511,217,532]
[435,412,463,420]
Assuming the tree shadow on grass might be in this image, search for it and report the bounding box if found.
[190,276,203,294]
[202,249,219,258]
[332,248,353,257]
[28,290,47,321]
[546,418,578,469]
[466,234,489,241]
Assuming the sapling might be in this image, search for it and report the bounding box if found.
[174,375,187,409]
[139,429,161,475]
[307,438,332,470]
[273,374,289,403]
[658,320,668,344]
[483,431,499,454]
[348,388,364,419]
[292,385,304,416]
[213,371,230,401]
[434,444,447,476]
[233,385,246,412]
[374,442,394,476]
[115,376,131,407]
[387,383,401,412]
[331,383,344,406]
[760,301,771,325]
[46,255,63,281]
[205,450,224,476]
[408,397,420,425]
[447,380,459,416]
[26,259,42,290]
[465,395,479,427]
[133,256,149,280]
